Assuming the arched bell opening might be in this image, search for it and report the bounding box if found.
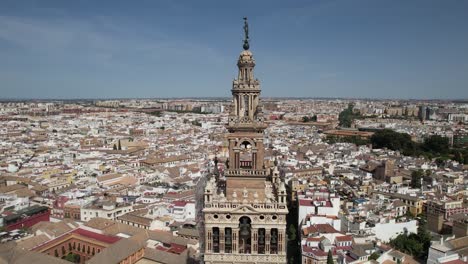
[239,216,252,254]
[258,228,266,254]
[212,227,220,253]
[270,228,279,254]
[239,141,253,169]
[225,228,232,253]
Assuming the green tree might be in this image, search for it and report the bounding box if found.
[410,170,424,188]
[435,157,447,167]
[117,139,121,150]
[63,253,80,263]
[147,111,161,117]
[338,104,355,127]
[327,249,334,264]
[113,144,117,150]
[453,150,464,164]
[422,135,449,155]
[369,252,380,260]
[389,217,432,260]
[371,129,414,153]
[288,224,297,241]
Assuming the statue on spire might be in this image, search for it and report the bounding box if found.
[243,17,250,50]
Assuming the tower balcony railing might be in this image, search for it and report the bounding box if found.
[227,116,266,127]
[204,252,286,262]
[225,169,268,177]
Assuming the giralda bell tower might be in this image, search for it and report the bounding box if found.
[202,18,288,264]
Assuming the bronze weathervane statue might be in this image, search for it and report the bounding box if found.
[243,17,249,50]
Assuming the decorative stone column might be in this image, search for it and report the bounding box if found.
[252,228,258,254]
[206,229,212,253]
[234,96,238,116]
[265,229,271,254]
[252,152,257,169]
[278,229,285,253]
[234,152,240,169]
[232,228,238,253]
[249,94,253,119]
[220,227,225,253]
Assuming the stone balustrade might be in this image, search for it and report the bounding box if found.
[225,169,268,176]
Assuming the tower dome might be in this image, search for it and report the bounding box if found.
[237,50,255,68]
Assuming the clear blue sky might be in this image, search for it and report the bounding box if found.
[1,0,467,99]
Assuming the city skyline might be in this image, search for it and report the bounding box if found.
[1,0,468,100]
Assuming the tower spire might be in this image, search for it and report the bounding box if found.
[243,17,249,50]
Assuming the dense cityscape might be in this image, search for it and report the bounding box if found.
[1,2,468,264]
[1,87,467,264]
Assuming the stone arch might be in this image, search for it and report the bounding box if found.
[238,139,255,169]
[236,138,255,148]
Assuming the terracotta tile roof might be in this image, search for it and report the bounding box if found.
[87,238,144,264]
[335,235,353,242]
[97,173,123,182]
[31,228,121,252]
[84,217,117,230]
[172,200,188,207]
[302,224,340,235]
[15,234,49,250]
[0,184,27,194]
[0,243,69,264]
[177,228,199,238]
[118,213,152,226]
[31,219,79,238]
[447,236,468,251]
[143,247,188,264]
[72,228,121,244]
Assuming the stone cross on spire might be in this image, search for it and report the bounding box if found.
[243,17,250,50]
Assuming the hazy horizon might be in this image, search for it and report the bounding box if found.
[1,96,467,102]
